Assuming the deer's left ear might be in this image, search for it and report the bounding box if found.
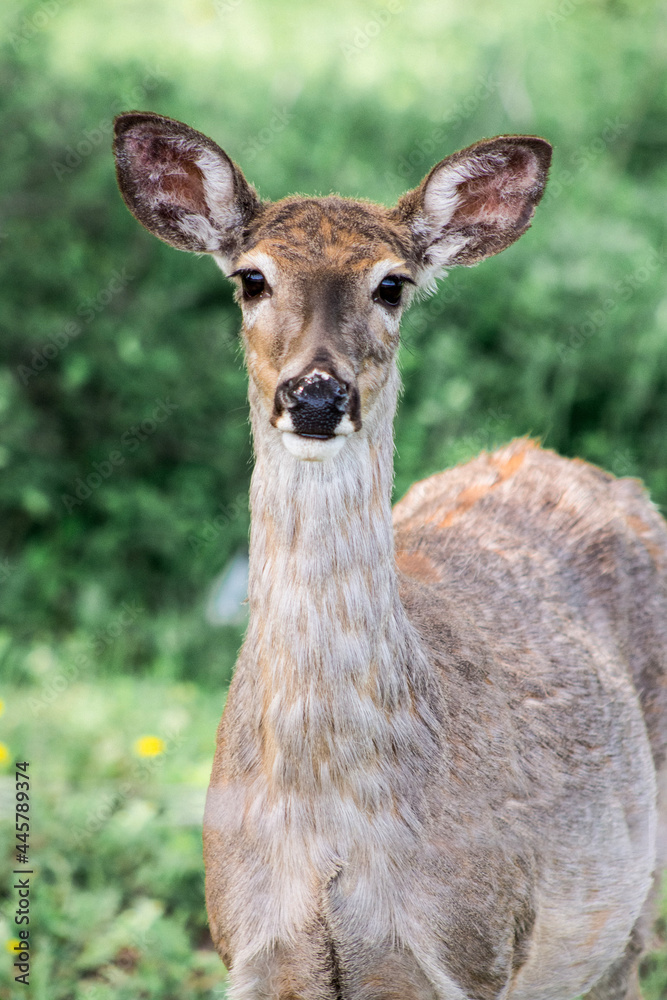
[113,111,261,269]
[395,135,552,287]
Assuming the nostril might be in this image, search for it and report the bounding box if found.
[280,381,299,410]
[333,391,349,413]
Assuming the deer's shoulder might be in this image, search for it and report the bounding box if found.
[394,437,667,586]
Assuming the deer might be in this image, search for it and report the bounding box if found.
[113,111,667,1000]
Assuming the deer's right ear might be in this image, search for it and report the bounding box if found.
[395,135,552,290]
[113,112,261,268]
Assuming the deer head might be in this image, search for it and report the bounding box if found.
[113,112,551,461]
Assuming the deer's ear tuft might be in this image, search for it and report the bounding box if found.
[395,135,551,288]
[113,111,261,266]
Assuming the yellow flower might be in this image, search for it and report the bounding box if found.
[5,938,20,953]
[134,736,165,758]
[0,743,9,765]
[0,698,5,716]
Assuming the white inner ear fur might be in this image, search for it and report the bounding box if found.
[411,236,468,295]
[422,152,507,230]
[160,140,241,256]
[410,158,495,291]
[414,148,539,290]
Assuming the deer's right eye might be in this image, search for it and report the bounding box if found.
[239,270,267,299]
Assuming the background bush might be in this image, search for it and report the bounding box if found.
[1,0,666,681]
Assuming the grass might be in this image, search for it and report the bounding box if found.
[0,679,226,999]
[1,678,666,999]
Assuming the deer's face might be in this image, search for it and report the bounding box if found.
[113,112,550,461]
[228,199,416,460]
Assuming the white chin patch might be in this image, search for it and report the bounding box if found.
[281,433,348,461]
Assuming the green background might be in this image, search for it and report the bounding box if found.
[1,0,666,996]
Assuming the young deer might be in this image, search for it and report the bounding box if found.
[113,112,667,1000]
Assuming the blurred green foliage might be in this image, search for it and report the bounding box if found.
[1,0,666,682]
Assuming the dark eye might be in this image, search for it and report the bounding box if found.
[374,276,404,307]
[240,270,267,299]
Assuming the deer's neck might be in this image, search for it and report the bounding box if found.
[244,371,430,801]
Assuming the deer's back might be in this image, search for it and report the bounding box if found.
[391,438,666,997]
[394,438,667,773]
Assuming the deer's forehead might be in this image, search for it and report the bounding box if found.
[243,197,412,276]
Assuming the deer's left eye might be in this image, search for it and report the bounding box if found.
[373,276,405,307]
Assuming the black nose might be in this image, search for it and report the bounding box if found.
[279,371,349,439]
